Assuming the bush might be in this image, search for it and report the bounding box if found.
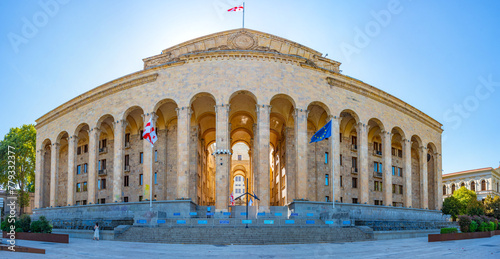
[466,199,485,216]
[496,220,500,230]
[470,221,478,232]
[479,222,489,232]
[39,216,52,233]
[440,228,458,234]
[30,220,41,233]
[472,215,484,227]
[488,222,495,231]
[15,227,23,233]
[458,215,472,232]
[1,217,19,232]
[19,214,31,232]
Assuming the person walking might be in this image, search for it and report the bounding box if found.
[93,222,100,241]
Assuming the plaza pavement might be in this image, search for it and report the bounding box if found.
[1,235,499,258]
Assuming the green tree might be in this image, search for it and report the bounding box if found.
[442,196,461,221]
[466,199,485,216]
[0,124,36,216]
[452,186,477,215]
[484,195,500,219]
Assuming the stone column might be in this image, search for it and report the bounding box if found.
[87,127,100,204]
[67,135,78,206]
[49,143,60,207]
[436,152,443,210]
[35,148,44,208]
[142,113,158,201]
[420,146,428,209]
[382,131,392,206]
[176,107,191,199]
[357,122,369,204]
[295,108,309,200]
[256,104,271,211]
[112,120,127,203]
[329,116,341,204]
[215,104,231,212]
[403,139,412,207]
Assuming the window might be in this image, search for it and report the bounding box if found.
[352,177,358,188]
[76,201,80,206]
[340,133,342,142]
[392,184,396,194]
[443,185,446,195]
[98,159,106,170]
[154,172,158,184]
[124,175,129,187]
[392,166,396,176]
[83,182,87,192]
[325,152,328,164]
[100,139,107,149]
[84,144,88,153]
[374,181,382,192]
[98,179,106,189]
[140,130,144,140]
[340,176,343,187]
[340,197,343,203]
[461,182,465,187]
[471,181,475,191]
[391,147,396,156]
[236,189,241,194]
[77,165,81,175]
[398,149,402,158]
[100,198,105,204]
[325,196,330,202]
[351,136,357,145]
[139,196,143,201]
[77,146,82,155]
[352,157,358,170]
[398,185,403,194]
[139,174,143,185]
[125,155,130,167]
[125,133,130,146]
[140,152,143,164]
[124,197,129,203]
[340,155,342,166]
[352,198,358,204]
[325,174,329,186]
[238,155,242,160]
[84,163,88,173]
[452,184,456,193]
[398,167,403,177]
[374,200,382,206]
[374,162,382,173]
[82,200,87,205]
[76,183,81,192]
[481,180,486,191]
[155,150,158,162]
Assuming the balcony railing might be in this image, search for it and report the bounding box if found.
[351,167,358,174]
[373,171,383,178]
[351,144,358,151]
[373,150,382,156]
[124,165,130,172]
[99,147,108,154]
[125,142,131,149]
[98,169,107,176]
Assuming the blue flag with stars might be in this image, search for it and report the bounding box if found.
[310,120,332,143]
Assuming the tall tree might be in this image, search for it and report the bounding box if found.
[484,195,500,219]
[442,196,461,221]
[452,186,477,215]
[0,124,36,216]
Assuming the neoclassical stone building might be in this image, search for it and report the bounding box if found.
[34,29,443,214]
[443,167,500,201]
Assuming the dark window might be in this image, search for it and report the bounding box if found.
[340,176,343,187]
[391,147,396,156]
[340,133,342,142]
[101,179,106,189]
[76,183,81,192]
[398,167,402,177]
[352,177,358,188]
[325,196,330,202]
[84,163,88,173]
[125,133,130,145]
[398,149,403,158]
[155,150,158,162]
[471,181,475,191]
[100,139,107,148]
[100,198,105,204]
[238,155,242,160]
[443,185,446,195]
[340,155,342,166]
[352,198,358,204]
[124,175,129,187]
[140,152,143,164]
[83,182,87,192]
[99,159,106,170]
[140,130,144,140]
[125,155,130,167]
[352,157,358,170]
[452,184,456,193]
[392,184,396,194]
[325,174,329,186]
[77,165,81,175]
[351,136,357,145]
[139,196,143,201]
[77,146,82,155]
[82,200,87,205]
[84,144,88,153]
[124,197,128,203]
[139,174,143,185]
[399,185,403,194]
[481,180,486,191]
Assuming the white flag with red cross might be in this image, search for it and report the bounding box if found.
[142,117,157,147]
[227,5,243,12]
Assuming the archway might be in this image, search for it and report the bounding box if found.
[339,110,360,204]
[390,127,405,207]
[307,102,330,202]
[122,106,144,202]
[427,142,437,210]
[411,135,422,208]
[74,123,90,205]
[367,118,384,205]
[55,131,69,207]
[95,114,115,204]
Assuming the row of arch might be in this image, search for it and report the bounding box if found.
[444,179,489,195]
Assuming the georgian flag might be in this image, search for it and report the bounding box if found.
[228,5,243,12]
[142,117,157,147]
[230,193,235,206]
[248,198,253,206]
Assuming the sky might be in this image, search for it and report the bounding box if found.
[0,0,499,174]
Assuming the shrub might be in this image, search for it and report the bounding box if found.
[30,220,42,233]
[440,228,458,234]
[19,214,31,232]
[472,215,484,227]
[466,199,485,216]
[442,196,461,221]
[470,221,478,232]
[496,220,500,230]
[488,222,495,231]
[1,217,19,232]
[15,227,23,233]
[479,222,489,232]
[39,216,52,233]
[458,215,472,232]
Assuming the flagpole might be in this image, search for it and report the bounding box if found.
[150,144,153,211]
[242,2,245,28]
[331,118,335,209]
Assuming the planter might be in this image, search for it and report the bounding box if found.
[428,231,493,242]
[494,230,500,236]
[2,231,69,243]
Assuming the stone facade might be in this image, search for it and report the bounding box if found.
[34,28,443,213]
[443,167,500,201]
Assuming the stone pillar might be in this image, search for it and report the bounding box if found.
[329,116,341,204]
[35,148,44,208]
[142,113,158,201]
[382,131,392,206]
[403,139,412,207]
[256,104,271,211]
[215,104,231,212]
[87,127,100,204]
[436,152,443,210]
[420,146,428,209]
[67,135,78,206]
[49,143,60,207]
[176,107,191,199]
[357,122,369,204]
[112,120,127,203]
[295,108,309,200]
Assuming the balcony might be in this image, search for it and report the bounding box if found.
[99,147,108,154]
[98,169,107,176]
[351,167,358,174]
[124,165,130,173]
[351,144,358,151]
[125,142,131,149]
[373,171,383,178]
[373,150,382,157]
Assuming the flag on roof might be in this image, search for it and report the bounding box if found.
[228,5,243,12]
[142,117,158,147]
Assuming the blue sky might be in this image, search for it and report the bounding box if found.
[1,0,499,174]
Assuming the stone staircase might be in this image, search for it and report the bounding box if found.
[115,226,372,245]
[355,220,458,231]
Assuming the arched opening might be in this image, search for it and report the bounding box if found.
[471,181,476,192]
[56,131,69,207]
[41,139,52,208]
[191,93,216,205]
[154,99,178,201]
[443,185,446,195]
[307,102,330,202]
[230,142,250,206]
[270,94,295,206]
[339,110,360,204]
[368,118,384,205]
[427,143,437,210]
[95,114,115,204]
[123,106,145,202]
[74,123,90,205]
[451,184,456,194]
[411,135,422,208]
[391,127,405,207]
[461,182,465,188]
[481,180,486,191]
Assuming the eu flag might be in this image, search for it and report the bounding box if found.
[310,120,332,143]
